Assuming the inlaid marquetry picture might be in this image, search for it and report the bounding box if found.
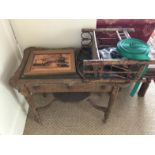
[23,49,76,76]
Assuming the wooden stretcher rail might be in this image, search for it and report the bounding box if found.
[82,28,135,32]
[83,71,138,74]
[83,59,155,66]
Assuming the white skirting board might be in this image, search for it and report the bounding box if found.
[10,101,29,135]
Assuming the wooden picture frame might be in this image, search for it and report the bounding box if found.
[23,48,76,76]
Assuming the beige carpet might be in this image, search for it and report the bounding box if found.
[24,82,155,135]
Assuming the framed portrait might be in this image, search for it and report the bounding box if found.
[23,48,76,76]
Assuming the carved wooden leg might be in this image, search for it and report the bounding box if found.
[138,78,151,97]
[21,85,41,123]
[27,100,41,123]
[103,86,120,123]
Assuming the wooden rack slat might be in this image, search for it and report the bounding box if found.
[83,60,155,65]
[83,71,138,74]
[82,28,135,32]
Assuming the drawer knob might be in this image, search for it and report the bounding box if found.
[66,84,72,89]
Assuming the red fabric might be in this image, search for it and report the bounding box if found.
[96,19,155,46]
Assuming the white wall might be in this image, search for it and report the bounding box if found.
[0,20,28,135]
[11,19,96,50]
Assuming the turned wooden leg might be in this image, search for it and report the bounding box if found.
[86,86,119,123]
[103,86,120,123]
[29,104,41,124]
[21,85,41,123]
[138,78,151,97]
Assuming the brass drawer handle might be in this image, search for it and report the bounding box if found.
[65,82,76,89]
[66,84,72,89]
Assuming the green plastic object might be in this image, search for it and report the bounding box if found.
[117,38,150,60]
[130,65,149,97]
[117,38,150,96]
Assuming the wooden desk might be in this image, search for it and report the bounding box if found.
[10,47,126,123]
[9,46,155,123]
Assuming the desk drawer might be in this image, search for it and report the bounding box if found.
[30,83,112,93]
